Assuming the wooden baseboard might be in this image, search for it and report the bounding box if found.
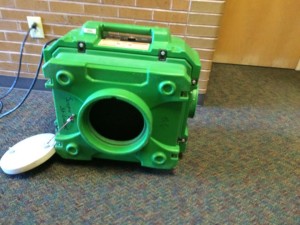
[296,59,300,71]
[198,94,205,106]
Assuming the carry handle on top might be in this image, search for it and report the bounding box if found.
[83,21,171,43]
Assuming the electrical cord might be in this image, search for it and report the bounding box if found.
[0,32,58,119]
[0,30,32,113]
[0,25,36,106]
[0,23,37,113]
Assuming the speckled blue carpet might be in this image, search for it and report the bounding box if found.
[0,63,299,224]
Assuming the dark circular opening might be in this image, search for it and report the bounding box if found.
[89,98,145,142]
[59,74,69,83]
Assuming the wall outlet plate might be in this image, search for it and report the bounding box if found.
[27,16,45,38]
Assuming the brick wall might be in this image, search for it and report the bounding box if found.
[0,0,224,94]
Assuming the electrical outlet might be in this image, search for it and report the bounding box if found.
[27,16,45,38]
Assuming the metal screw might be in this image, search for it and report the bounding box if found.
[79,42,84,48]
[178,138,186,143]
[192,79,197,85]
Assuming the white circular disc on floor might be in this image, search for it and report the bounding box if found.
[0,133,56,175]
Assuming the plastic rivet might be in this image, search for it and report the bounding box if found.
[152,152,167,165]
[66,143,79,156]
[56,70,74,86]
[159,81,176,96]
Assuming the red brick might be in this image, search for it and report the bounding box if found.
[15,0,49,11]
[172,0,190,11]
[169,24,186,35]
[0,20,18,31]
[135,21,168,28]
[5,32,27,42]
[37,13,68,25]
[24,43,43,55]
[0,0,15,7]
[191,1,225,14]
[185,37,217,49]
[66,15,95,26]
[119,8,152,20]
[196,48,215,60]
[187,25,219,37]
[198,79,209,91]
[136,0,171,9]
[0,61,26,71]
[52,25,76,36]
[84,5,118,17]
[10,53,40,64]
[50,1,84,14]
[1,9,34,20]
[0,41,21,52]
[0,70,15,77]
[27,63,42,73]
[0,52,11,61]
[199,69,211,80]
[188,13,222,26]
[199,59,213,70]
[102,18,133,25]
[0,32,5,41]
[154,11,188,23]
[102,0,135,6]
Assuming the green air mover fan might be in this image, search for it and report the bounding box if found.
[43,21,201,169]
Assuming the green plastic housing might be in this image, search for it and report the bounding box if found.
[43,21,201,169]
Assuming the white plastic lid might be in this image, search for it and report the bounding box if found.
[0,133,56,175]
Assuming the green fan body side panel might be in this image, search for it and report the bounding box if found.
[43,21,201,169]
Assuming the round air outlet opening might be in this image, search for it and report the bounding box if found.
[78,89,152,155]
[89,98,145,142]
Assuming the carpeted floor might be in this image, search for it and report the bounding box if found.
[0,63,299,224]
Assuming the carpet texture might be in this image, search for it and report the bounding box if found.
[0,63,299,224]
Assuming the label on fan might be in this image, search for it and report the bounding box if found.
[98,38,150,50]
[83,28,97,34]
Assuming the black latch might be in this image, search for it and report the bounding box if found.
[77,41,86,53]
[158,49,167,61]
